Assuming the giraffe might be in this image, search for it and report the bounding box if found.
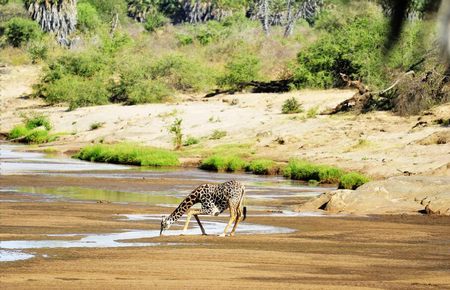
[160,180,246,237]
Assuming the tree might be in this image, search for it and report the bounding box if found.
[24,0,77,46]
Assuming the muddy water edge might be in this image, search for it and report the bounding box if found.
[1,144,450,289]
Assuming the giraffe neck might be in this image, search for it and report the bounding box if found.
[166,190,199,226]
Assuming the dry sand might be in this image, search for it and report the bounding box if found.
[1,191,450,290]
[1,65,450,178]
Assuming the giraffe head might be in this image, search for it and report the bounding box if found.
[160,216,173,236]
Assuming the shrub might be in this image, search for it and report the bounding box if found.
[90,122,104,130]
[246,159,278,175]
[126,79,171,104]
[338,172,370,190]
[144,11,168,32]
[5,17,41,47]
[218,53,261,89]
[176,33,193,46]
[77,2,101,32]
[27,41,48,64]
[210,130,227,140]
[293,15,387,89]
[169,118,183,150]
[150,54,215,92]
[24,113,52,130]
[199,155,247,172]
[195,21,229,45]
[23,128,53,144]
[306,106,319,118]
[8,125,30,140]
[74,143,179,167]
[283,159,343,183]
[183,136,199,146]
[282,98,303,114]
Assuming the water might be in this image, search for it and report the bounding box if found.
[0,144,333,261]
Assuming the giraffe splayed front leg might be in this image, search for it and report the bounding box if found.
[182,208,207,235]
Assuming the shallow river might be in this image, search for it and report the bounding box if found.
[0,144,334,262]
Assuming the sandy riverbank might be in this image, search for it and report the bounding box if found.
[1,192,450,289]
[1,65,449,179]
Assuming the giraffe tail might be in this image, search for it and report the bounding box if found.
[242,206,247,221]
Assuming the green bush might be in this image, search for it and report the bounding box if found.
[24,113,52,130]
[210,130,227,140]
[5,17,41,47]
[75,143,179,167]
[77,2,101,32]
[144,11,168,32]
[176,34,193,46]
[283,159,343,183]
[200,155,247,172]
[218,53,261,89]
[293,15,387,89]
[195,21,230,45]
[183,136,199,146]
[338,172,370,190]
[23,128,53,144]
[8,125,30,140]
[126,79,171,104]
[150,54,214,92]
[27,41,48,64]
[282,98,303,114]
[246,159,278,175]
[39,74,109,110]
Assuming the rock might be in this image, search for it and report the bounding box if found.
[296,176,450,215]
[417,131,450,145]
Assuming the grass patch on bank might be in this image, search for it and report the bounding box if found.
[245,159,280,175]
[338,172,370,190]
[199,155,247,172]
[7,113,57,144]
[74,143,179,167]
[283,159,369,188]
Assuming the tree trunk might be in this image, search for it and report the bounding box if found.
[262,0,270,35]
[26,0,77,46]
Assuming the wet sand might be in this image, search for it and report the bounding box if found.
[1,190,450,289]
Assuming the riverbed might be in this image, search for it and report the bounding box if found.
[1,144,449,289]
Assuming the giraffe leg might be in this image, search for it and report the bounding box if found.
[230,207,242,236]
[219,207,236,237]
[182,208,202,235]
[194,214,207,236]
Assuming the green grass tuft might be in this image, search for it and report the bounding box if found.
[199,155,247,172]
[74,143,179,167]
[283,159,344,184]
[246,159,279,175]
[338,172,370,190]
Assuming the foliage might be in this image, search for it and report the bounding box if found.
[306,106,319,118]
[283,159,344,183]
[27,41,48,63]
[168,118,183,150]
[338,172,370,189]
[5,17,41,47]
[246,159,279,175]
[126,79,171,104]
[144,11,168,32]
[282,97,303,114]
[77,2,101,32]
[200,155,247,172]
[183,136,199,146]
[24,113,52,130]
[210,130,227,140]
[294,14,387,89]
[7,113,55,144]
[218,53,261,89]
[74,143,179,167]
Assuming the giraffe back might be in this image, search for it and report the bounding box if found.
[196,180,245,215]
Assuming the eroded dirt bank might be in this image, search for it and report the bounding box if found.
[1,194,450,290]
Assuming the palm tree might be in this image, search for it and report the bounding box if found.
[25,0,77,46]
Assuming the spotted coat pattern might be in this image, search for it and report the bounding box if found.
[161,180,245,231]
